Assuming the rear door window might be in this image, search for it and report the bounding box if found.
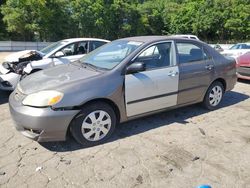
[176,42,206,64]
[77,41,88,54]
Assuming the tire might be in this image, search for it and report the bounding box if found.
[202,81,224,110]
[70,102,117,147]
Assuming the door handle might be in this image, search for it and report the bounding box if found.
[205,64,214,70]
[168,71,178,77]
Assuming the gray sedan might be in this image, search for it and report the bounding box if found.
[9,36,237,146]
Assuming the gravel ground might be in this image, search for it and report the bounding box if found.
[0,52,250,188]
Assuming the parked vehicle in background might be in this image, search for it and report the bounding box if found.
[172,34,200,40]
[221,43,250,59]
[213,44,224,52]
[236,52,250,80]
[0,38,110,91]
[9,36,236,146]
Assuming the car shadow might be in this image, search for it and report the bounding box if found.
[0,91,11,105]
[40,90,249,152]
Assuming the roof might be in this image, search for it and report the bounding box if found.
[120,35,199,43]
[62,38,110,43]
[121,36,175,43]
[235,43,250,45]
[171,34,199,40]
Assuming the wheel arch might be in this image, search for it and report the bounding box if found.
[200,77,227,103]
[211,78,227,92]
[80,98,121,123]
[202,77,226,110]
[66,98,121,138]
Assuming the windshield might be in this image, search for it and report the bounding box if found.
[79,40,143,70]
[40,41,67,55]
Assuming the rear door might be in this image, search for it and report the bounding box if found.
[176,41,214,105]
[125,41,179,117]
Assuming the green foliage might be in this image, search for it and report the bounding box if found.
[169,0,250,42]
[0,0,249,42]
[0,0,8,40]
[1,0,74,41]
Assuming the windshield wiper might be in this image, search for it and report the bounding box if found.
[81,62,101,72]
[82,62,110,71]
[82,62,96,69]
[71,60,108,71]
[71,60,82,66]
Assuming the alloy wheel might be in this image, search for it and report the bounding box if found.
[209,85,223,106]
[81,110,112,141]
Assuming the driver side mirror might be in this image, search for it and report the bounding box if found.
[126,62,146,74]
[54,51,64,58]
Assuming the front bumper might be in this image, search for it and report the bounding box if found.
[9,91,80,142]
[0,63,20,91]
[0,72,21,91]
[237,73,250,80]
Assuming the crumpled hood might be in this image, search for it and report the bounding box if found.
[4,50,43,63]
[19,63,101,94]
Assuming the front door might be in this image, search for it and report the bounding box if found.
[125,42,179,117]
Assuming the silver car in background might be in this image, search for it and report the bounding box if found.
[9,36,237,147]
[221,42,250,59]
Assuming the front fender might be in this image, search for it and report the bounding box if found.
[23,58,53,74]
[50,72,127,122]
[23,63,33,74]
[0,72,21,90]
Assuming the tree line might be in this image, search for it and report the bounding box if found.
[0,0,249,42]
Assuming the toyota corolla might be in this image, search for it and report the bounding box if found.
[9,36,237,146]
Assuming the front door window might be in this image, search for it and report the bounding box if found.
[134,42,173,69]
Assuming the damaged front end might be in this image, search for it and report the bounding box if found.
[0,51,43,91]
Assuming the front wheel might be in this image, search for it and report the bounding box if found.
[70,102,117,147]
[202,81,224,110]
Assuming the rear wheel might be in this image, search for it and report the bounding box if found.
[202,81,224,110]
[70,102,116,147]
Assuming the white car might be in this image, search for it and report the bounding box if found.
[221,43,250,59]
[171,34,200,40]
[0,38,110,91]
